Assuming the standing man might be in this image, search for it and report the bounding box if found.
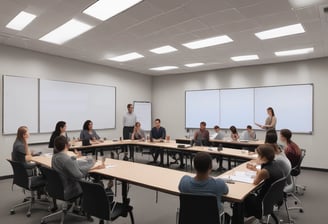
[123,103,137,160]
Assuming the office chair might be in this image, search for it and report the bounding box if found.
[178,193,225,224]
[292,149,306,195]
[7,159,47,217]
[39,166,83,224]
[79,180,134,224]
[261,177,287,224]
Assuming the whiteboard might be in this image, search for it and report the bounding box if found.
[185,90,220,128]
[220,88,254,128]
[3,75,38,134]
[185,84,313,133]
[134,101,151,131]
[254,85,313,133]
[40,80,116,132]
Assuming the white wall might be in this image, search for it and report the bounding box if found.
[152,58,328,169]
[0,44,152,176]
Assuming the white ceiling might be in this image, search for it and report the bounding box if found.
[1,0,328,76]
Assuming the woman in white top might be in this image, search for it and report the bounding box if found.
[255,107,277,130]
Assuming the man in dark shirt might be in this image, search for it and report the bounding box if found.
[150,118,166,164]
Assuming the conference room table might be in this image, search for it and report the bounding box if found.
[31,154,259,224]
[70,139,258,170]
[176,138,264,150]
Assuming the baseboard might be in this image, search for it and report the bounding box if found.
[302,166,328,172]
[0,175,13,180]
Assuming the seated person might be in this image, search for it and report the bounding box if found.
[80,120,101,144]
[52,135,105,200]
[241,125,256,141]
[179,152,228,212]
[211,125,225,140]
[244,144,284,219]
[229,125,239,141]
[280,129,301,168]
[194,121,210,146]
[130,122,145,159]
[265,130,291,178]
[12,126,45,196]
[150,118,166,164]
[49,121,68,151]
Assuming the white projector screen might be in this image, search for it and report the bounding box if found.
[220,88,254,129]
[134,101,151,131]
[185,84,313,133]
[254,85,313,133]
[3,75,38,134]
[40,80,116,132]
[185,90,220,128]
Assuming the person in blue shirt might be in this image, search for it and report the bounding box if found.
[150,118,166,164]
[179,152,229,211]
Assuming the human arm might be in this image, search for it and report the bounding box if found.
[263,116,276,129]
[247,163,269,185]
[161,127,166,139]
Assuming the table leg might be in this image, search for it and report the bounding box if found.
[231,202,244,224]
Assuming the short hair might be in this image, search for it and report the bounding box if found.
[267,107,275,116]
[256,144,275,162]
[246,125,252,129]
[194,152,212,173]
[265,130,277,144]
[54,135,68,153]
[200,121,206,126]
[155,118,161,123]
[214,125,220,129]
[230,125,237,134]
[280,129,292,143]
[127,103,133,109]
[83,120,92,130]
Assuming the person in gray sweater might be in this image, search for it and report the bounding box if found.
[51,135,104,200]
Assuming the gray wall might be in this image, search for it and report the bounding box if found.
[152,58,328,169]
[0,44,152,176]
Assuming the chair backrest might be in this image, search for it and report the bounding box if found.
[79,180,110,221]
[290,149,306,177]
[179,193,220,224]
[7,159,30,190]
[39,166,65,201]
[262,177,287,216]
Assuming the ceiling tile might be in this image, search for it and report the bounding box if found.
[198,8,246,27]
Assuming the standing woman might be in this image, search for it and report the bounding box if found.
[256,107,277,130]
[80,120,100,143]
[48,121,68,150]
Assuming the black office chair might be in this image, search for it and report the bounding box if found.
[39,166,82,224]
[261,177,287,224]
[7,159,46,217]
[178,193,224,224]
[291,149,306,195]
[79,180,134,224]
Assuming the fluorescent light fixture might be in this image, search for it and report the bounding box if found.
[182,35,233,49]
[255,23,305,40]
[149,66,178,71]
[184,63,204,67]
[6,11,36,31]
[83,0,143,21]
[231,55,259,62]
[39,19,93,45]
[275,47,314,56]
[149,45,177,54]
[108,52,144,62]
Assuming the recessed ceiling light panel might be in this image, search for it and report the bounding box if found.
[182,35,233,49]
[149,45,177,54]
[6,11,36,31]
[108,52,144,62]
[149,66,178,71]
[255,23,305,40]
[39,19,93,45]
[231,55,259,62]
[83,0,143,21]
[275,47,314,56]
[184,63,204,67]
